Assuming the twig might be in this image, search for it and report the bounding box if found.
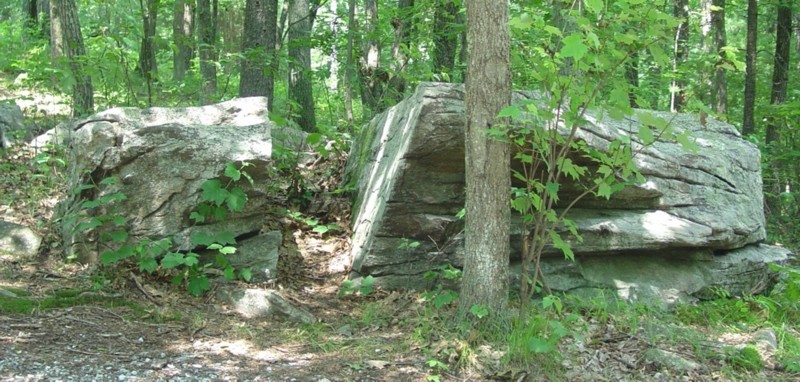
[129,271,160,305]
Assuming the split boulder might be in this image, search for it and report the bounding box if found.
[346,82,790,302]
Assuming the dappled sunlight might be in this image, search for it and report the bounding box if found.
[170,338,309,364]
[641,210,693,241]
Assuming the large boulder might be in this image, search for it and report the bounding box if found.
[55,98,276,263]
[0,101,25,148]
[346,82,790,301]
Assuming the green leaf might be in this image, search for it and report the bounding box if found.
[111,216,127,226]
[560,33,588,61]
[597,181,612,200]
[200,179,229,205]
[550,231,575,260]
[100,245,135,264]
[223,266,236,280]
[545,182,560,200]
[647,45,669,66]
[584,0,604,15]
[638,124,655,145]
[191,232,215,246]
[189,211,205,223]
[543,25,562,36]
[432,290,458,308]
[306,132,323,145]
[224,162,241,181]
[219,246,236,255]
[108,230,128,243]
[211,205,228,221]
[161,252,185,269]
[213,232,237,245]
[139,257,159,273]
[497,105,521,119]
[184,253,200,267]
[313,225,329,234]
[470,304,489,319]
[240,268,253,282]
[187,275,209,296]
[226,187,248,212]
[81,199,102,209]
[148,238,173,256]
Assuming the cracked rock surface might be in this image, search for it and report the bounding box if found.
[345,82,787,301]
[52,98,276,262]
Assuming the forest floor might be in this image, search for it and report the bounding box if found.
[2,79,800,381]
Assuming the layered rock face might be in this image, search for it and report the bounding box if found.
[346,82,790,303]
[54,98,280,275]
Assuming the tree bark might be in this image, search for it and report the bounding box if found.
[359,0,383,115]
[198,0,217,104]
[432,0,459,79]
[138,0,160,105]
[385,0,414,105]
[23,0,38,36]
[712,0,727,115]
[240,0,278,107]
[742,0,757,135]
[172,0,194,82]
[49,0,63,59]
[287,0,317,132]
[766,3,792,144]
[460,0,511,317]
[39,0,50,39]
[671,0,688,112]
[52,0,93,117]
[343,0,356,125]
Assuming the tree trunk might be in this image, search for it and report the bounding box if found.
[198,0,217,104]
[139,0,160,105]
[23,0,38,36]
[432,0,459,80]
[343,0,356,125]
[240,0,278,107]
[766,3,792,144]
[670,0,688,112]
[287,0,317,132]
[460,0,511,317]
[359,0,382,115]
[172,0,194,82]
[385,0,414,105]
[39,0,50,39]
[742,0,757,135]
[712,0,727,115]
[327,0,339,92]
[52,0,93,117]
[700,0,713,107]
[49,0,63,59]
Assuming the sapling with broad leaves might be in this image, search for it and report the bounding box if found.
[501,0,697,315]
